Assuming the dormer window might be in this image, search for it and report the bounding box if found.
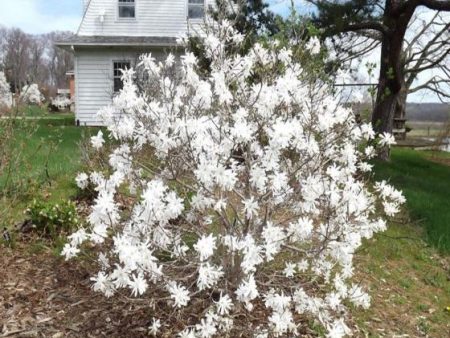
[118,0,135,18]
[188,0,204,19]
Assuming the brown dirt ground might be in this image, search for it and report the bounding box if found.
[0,240,154,338]
[1,233,449,338]
[426,155,450,167]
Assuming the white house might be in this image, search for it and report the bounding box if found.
[57,0,212,126]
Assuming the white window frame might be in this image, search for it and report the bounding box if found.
[118,0,136,20]
[187,0,205,20]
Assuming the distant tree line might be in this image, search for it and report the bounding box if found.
[0,26,74,99]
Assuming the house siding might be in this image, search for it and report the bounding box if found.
[75,47,168,126]
[72,0,214,126]
[79,0,214,37]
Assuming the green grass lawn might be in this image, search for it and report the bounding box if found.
[21,104,73,119]
[354,149,450,336]
[0,115,96,222]
[353,220,450,336]
[373,148,450,253]
[22,104,51,117]
[22,120,83,198]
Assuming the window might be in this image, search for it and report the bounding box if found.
[188,0,204,19]
[113,61,131,92]
[118,0,135,18]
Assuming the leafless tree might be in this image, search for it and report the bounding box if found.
[28,35,48,85]
[307,0,450,159]
[45,31,74,89]
[1,28,31,93]
[0,26,7,66]
[319,6,449,129]
[0,27,74,98]
[402,9,450,108]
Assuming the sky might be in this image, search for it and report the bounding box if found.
[0,0,82,34]
[0,0,447,103]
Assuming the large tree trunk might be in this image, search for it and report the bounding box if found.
[371,3,414,160]
[395,87,408,120]
[371,37,403,160]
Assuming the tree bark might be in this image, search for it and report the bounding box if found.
[371,2,415,160]
[394,86,408,120]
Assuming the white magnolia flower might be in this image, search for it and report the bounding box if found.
[165,53,175,67]
[297,260,309,272]
[197,263,224,291]
[306,36,321,55]
[75,172,89,189]
[360,123,376,140]
[91,271,113,296]
[364,145,376,158]
[0,71,12,108]
[263,223,286,260]
[358,162,373,172]
[289,217,314,242]
[20,83,43,104]
[243,197,259,220]
[91,130,105,149]
[240,237,264,273]
[379,132,396,146]
[326,319,351,338]
[348,284,371,309]
[283,262,296,278]
[269,309,296,336]
[216,293,233,315]
[148,318,161,336]
[196,312,218,337]
[168,282,191,308]
[194,234,217,261]
[129,274,148,296]
[236,275,259,307]
[68,229,88,246]
[61,243,80,260]
[326,292,341,310]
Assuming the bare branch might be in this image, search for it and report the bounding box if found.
[420,0,450,11]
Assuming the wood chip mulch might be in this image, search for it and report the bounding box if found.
[0,241,154,338]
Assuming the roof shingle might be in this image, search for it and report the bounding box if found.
[55,35,178,47]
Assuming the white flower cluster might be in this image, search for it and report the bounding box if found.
[305,36,321,55]
[0,72,13,108]
[64,17,404,338]
[51,96,72,109]
[20,83,44,105]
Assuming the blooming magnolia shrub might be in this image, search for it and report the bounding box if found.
[51,96,72,110]
[0,71,13,109]
[64,19,403,338]
[20,83,43,105]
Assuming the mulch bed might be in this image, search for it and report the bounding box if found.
[1,236,322,338]
[0,240,154,338]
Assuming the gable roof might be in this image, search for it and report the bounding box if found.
[77,0,93,35]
